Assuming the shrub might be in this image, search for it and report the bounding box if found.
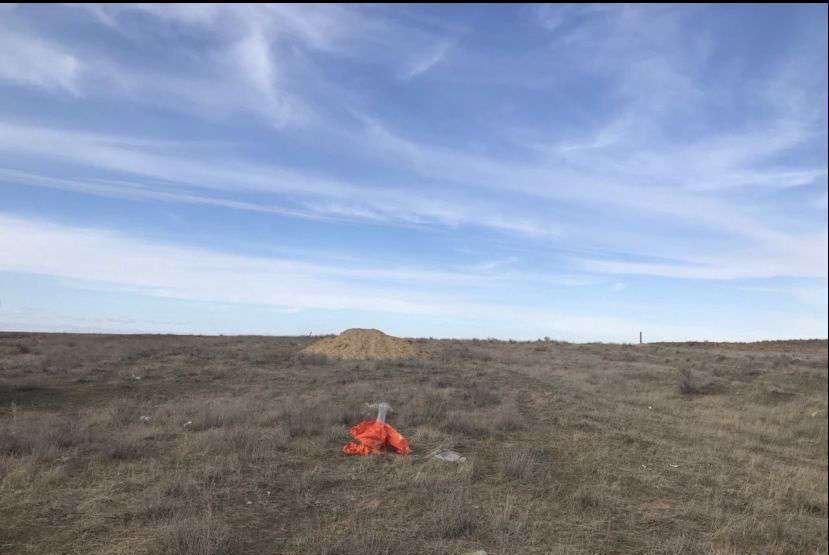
[426,486,479,539]
[498,447,537,481]
[150,511,233,555]
[677,368,721,395]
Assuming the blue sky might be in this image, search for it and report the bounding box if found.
[0,4,826,341]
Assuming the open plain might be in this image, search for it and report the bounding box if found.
[0,332,826,554]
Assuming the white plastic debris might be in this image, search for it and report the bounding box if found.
[139,415,152,424]
[183,420,193,428]
[432,449,467,463]
[366,401,392,423]
[376,401,391,423]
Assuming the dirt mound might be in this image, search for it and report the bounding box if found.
[302,328,418,360]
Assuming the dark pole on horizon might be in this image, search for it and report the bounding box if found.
[639,331,643,344]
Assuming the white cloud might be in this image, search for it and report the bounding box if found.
[0,122,561,238]
[401,40,453,79]
[1,115,822,281]
[2,4,362,127]
[739,283,828,309]
[0,212,457,315]
[609,282,627,293]
[0,213,702,340]
[1,5,467,127]
[1,212,825,340]
[352,117,823,254]
[0,29,82,94]
[0,214,532,331]
[0,4,825,340]
[581,238,829,280]
[0,211,567,309]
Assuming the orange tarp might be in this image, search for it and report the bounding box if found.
[342,420,411,456]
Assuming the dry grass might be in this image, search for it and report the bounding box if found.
[0,332,826,554]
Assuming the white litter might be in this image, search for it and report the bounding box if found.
[366,401,392,423]
[432,450,467,463]
[139,415,151,423]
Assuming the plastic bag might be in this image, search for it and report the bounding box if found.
[342,401,411,456]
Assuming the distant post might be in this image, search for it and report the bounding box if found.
[639,331,643,344]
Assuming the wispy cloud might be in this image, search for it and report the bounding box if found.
[0,213,627,335]
[0,29,82,94]
[0,5,825,339]
[1,4,363,127]
[401,40,453,79]
[7,212,815,341]
[0,121,561,238]
[1,4,460,127]
[349,116,824,276]
[740,283,829,310]
[580,246,828,281]
[0,212,462,315]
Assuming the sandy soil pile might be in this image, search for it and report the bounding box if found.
[302,328,418,360]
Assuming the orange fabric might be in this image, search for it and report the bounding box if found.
[342,420,411,455]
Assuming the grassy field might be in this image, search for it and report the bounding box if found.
[0,333,826,554]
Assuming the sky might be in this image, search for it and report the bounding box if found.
[0,4,827,342]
